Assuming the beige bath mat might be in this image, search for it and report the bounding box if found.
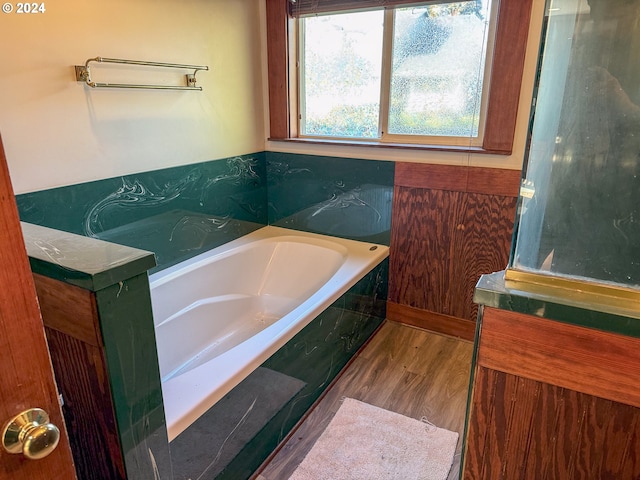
[288,397,458,480]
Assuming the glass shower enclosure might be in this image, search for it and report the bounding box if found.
[507,0,640,307]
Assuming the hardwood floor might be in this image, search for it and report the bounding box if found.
[254,320,474,480]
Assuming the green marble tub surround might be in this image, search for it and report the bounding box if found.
[96,272,172,479]
[22,222,172,479]
[475,270,640,338]
[17,152,267,271]
[170,259,389,480]
[18,150,394,479]
[267,152,395,245]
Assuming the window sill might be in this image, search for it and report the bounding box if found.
[267,137,512,155]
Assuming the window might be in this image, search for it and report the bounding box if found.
[300,2,495,146]
[266,0,534,154]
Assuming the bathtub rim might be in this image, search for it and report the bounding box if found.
[149,226,389,441]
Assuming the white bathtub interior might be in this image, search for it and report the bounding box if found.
[153,238,348,381]
[149,226,389,440]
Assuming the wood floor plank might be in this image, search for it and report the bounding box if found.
[255,321,474,480]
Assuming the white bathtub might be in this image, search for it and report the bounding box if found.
[149,226,389,440]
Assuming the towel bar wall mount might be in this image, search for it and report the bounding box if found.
[75,57,209,91]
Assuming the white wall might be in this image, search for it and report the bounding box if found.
[0,0,266,194]
[263,0,547,171]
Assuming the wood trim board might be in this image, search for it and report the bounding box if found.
[387,301,475,341]
[34,273,100,347]
[394,162,521,197]
[478,306,640,408]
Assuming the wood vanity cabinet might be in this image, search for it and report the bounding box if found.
[462,306,640,479]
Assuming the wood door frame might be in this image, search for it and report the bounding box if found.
[0,133,76,479]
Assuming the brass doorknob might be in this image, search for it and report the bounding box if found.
[2,408,60,460]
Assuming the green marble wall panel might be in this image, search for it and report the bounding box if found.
[96,273,173,479]
[18,151,395,268]
[169,259,388,480]
[17,153,267,272]
[267,152,395,245]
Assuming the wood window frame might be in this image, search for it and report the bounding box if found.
[266,0,534,155]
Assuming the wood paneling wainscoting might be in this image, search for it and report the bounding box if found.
[388,163,519,340]
[465,367,640,479]
[463,306,640,479]
[34,274,127,479]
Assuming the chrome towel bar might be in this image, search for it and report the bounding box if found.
[75,56,209,91]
